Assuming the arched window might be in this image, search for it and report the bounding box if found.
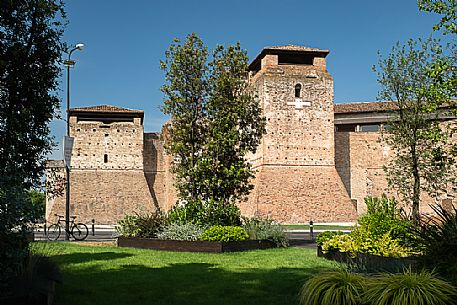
[295,84,302,98]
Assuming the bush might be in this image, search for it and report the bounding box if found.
[116,214,140,237]
[242,217,288,247]
[322,229,410,258]
[116,212,165,238]
[200,225,248,242]
[358,195,413,245]
[316,231,345,246]
[168,199,241,227]
[157,223,204,241]
[299,269,366,305]
[414,204,457,283]
[300,269,457,305]
[364,269,457,305]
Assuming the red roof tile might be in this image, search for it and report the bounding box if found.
[69,105,143,114]
[335,102,398,114]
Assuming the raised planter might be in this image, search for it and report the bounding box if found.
[317,245,418,271]
[117,236,276,253]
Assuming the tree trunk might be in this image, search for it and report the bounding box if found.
[411,144,421,225]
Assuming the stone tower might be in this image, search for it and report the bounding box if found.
[240,45,357,222]
[46,105,161,224]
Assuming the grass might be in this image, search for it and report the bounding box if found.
[34,242,340,305]
[284,224,353,230]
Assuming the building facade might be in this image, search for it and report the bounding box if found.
[46,45,456,224]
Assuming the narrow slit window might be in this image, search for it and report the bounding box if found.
[104,154,108,163]
[295,84,302,98]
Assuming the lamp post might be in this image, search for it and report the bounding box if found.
[63,43,84,241]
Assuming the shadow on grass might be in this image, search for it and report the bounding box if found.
[52,252,134,265]
[54,258,334,305]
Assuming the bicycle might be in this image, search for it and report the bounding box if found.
[46,214,89,241]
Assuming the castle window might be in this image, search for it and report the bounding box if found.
[360,124,380,132]
[105,133,109,137]
[104,154,108,163]
[295,84,302,98]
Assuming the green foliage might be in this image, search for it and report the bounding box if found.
[316,231,345,246]
[321,197,413,258]
[301,269,457,305]
[27,189,46,222]
[242,217,288,247]
[160,33,266,225]
[116,214,141,238]
[299,270,366,305]
[168,199,241,226]
[414,204,457,281]
[200,225,248,242]
[418,0,457,34]
[364,268,457,305]
[157,223,204,241]
[0,0,65,289]
[116,212,166,238]
[358,196,413,245]
[375,38,456,223]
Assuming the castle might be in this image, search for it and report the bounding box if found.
[46,45,456,224]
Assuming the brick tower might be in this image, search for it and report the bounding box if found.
[240,45,357,223]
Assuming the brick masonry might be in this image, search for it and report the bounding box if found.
[46,45,455,224]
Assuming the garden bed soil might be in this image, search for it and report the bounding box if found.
[117,236,276,252]
[317,245,418,271]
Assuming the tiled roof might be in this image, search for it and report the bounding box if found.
[335,101,398,114]
[266,45,329,53]
[69,105,144,114]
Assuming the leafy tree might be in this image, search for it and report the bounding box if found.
[161,34,266,225]
[0,0,65,286]
[418,0,457,34]
[374,38,456,224]
[418,0,456,113]
[160,33,209,205]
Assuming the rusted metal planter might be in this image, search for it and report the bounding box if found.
[117,236,276,253]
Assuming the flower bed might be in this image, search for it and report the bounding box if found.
[317,245,418,271]
[117,236,276,253]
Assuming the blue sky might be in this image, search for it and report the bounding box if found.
[49,0,449,159]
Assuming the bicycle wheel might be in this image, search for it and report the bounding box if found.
[71,223,89,241]
[46,224,61,241]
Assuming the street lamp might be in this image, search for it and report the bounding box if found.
[63,43,84,241]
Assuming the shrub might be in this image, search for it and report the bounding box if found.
[116,214,140,237]
[168,199,241,227]
[358,195,413,245]
[364,269,457,305]
[116,212,165,238]
[299,270,366,305]
[322,229,410,258]
[414,204,457,282]
[157,223,204,241]
[316,231,345,246]
[200,225,248,242]
[242,217,288,247]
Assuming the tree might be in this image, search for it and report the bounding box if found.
[161,34,266,225]
[374,38,455,223]
[160,33,209,205]
[418,0,456,113]
[418,0,456,34]
[0,0,65,285]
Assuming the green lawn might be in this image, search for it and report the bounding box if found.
[36,242,340,305]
